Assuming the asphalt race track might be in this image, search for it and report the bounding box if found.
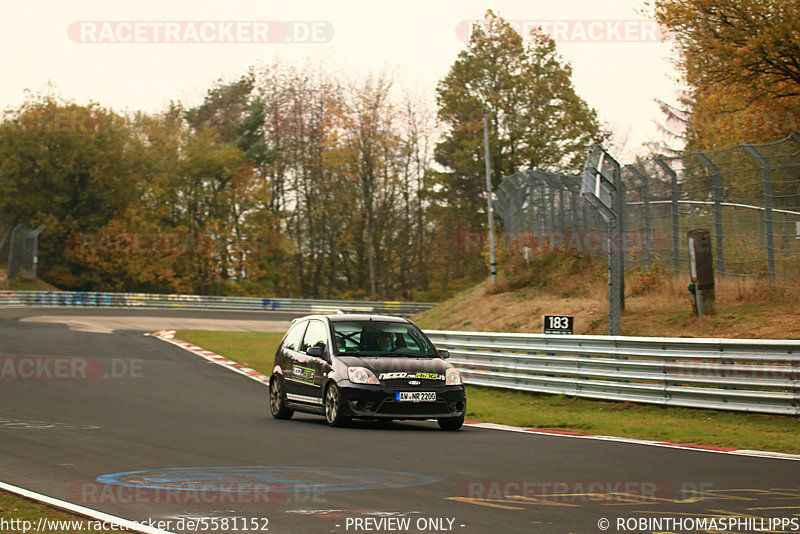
[1,308,799,534]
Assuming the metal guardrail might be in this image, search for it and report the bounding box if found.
[0,290,435,317]
[5,291,797,415]
[424,331,800,416]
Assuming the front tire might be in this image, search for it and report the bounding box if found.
[437,415,464,431]
[324,383,351,427]
[269,377,293,420]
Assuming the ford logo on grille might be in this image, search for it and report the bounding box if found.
[408,380,421,386]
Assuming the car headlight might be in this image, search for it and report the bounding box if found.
[348,367,379,385]
[446,368,462,385]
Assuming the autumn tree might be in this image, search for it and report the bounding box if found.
[178,74,283,294]
[433,10,604,288]
[393,93,437,298]
[250,62,438,300]
[72,78,284,296]
[0,93,138,288]
[653,0,800,148]
[1,70,440,300]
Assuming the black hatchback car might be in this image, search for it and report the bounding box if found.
[269,314,467,430]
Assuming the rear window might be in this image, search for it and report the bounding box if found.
[332,321,437,357]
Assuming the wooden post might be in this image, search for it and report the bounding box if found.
[688,229,715,316]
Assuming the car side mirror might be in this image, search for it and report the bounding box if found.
[438,349,450,359]
[307,346,325,358]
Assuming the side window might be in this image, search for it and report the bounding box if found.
[281,321,307,352]
[301,320,328,354]
[400,332,421,352]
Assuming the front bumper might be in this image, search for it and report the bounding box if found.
[338,382,466,419]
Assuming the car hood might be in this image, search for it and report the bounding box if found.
[338,356,451,379]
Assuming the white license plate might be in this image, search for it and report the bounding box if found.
[395,391,436,402]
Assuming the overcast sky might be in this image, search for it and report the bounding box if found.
[3,0,684,163]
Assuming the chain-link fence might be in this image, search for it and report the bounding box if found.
[495,132,800,290]
[0,218,12,281]
[495,169,607,250]
[625,133,800,287]
[0,220,45,280]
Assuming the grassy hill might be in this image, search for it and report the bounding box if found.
[413,249,800,339]
[1,271,59,291]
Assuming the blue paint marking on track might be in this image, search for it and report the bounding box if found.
[97,466,440,493]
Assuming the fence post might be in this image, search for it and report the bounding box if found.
[7,224,21,279]
[626,164,653,266]
[580,145,622,335]
[29,225,45,276]
[694,153,725,278]
[582,197,591,234]
[783,212,789,250]
[0,225,11,256]
[569,184,579,232]
[742,145,776,285]
[537,180,546,235]
[617,179,626,312]
[654,158,681,275]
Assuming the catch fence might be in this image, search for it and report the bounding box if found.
[495,133,800,289]
[0,219,45,280]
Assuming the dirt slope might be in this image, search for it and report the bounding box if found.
[413,254,800,339]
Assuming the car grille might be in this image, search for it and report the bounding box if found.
[376,400,451,416]
[382,379,446,387]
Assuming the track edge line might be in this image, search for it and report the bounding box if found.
[0,480,175,534]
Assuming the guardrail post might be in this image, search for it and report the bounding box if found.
[662,356,672,407]
[793,355,800,417]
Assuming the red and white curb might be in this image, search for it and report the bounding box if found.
[148,330,800,463]
[0,480,174,534]
[147,330,270,385]
[461,422,800,462]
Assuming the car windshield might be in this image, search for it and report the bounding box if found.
[332,321,438,357]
